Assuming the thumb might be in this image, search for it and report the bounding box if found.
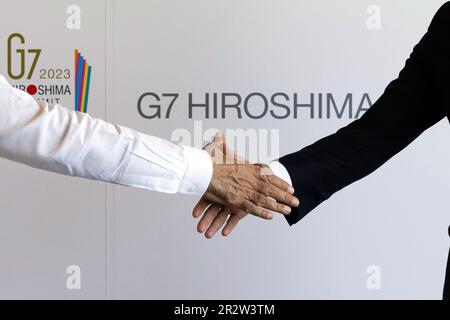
[213,131,224,145]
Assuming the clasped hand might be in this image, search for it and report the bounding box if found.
[193,132,299,238]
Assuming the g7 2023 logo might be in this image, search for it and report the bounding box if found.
[3,33,92,113]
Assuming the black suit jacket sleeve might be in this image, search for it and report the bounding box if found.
[280,3,450,226]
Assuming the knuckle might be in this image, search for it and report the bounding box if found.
[258,183,270,195]
[285,194,294,203]
[226,193,236,203]
[242,202,252,211]
[255,194,266,204]
[277,191,288,202]
[256,179,265,189]
[248,204,257,213]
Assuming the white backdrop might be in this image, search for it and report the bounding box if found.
[0,0,449,299]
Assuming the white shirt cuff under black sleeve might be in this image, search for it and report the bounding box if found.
[268,160,292,186]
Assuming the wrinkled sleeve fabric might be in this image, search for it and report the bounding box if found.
[0,75,212,195]
[280,3,450,225]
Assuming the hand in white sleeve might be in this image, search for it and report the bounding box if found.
[0,74,297,219]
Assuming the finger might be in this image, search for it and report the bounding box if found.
[256,178,299,207]
[206,132,225,163]
[264,184,300,208]
[222,210,247,237]
[203,141,213,151]
[213,131,224,145]
[197,203,222,233]
[254,165,297,205]
[223,143,247,165]
[243,200,273,220]
[253,193,292,215]
[266,174,295,194]
[203,131,224,153]
[192,198,212,218]
[205,208,229,239]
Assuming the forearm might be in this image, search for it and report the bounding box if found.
[279,112,432,225]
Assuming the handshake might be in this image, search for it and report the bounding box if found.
[193,132,300,239]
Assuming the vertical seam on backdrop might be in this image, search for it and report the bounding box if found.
[104,0,117,300]
[104,0,108,300]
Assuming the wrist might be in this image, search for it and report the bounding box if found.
[178,146,213,195]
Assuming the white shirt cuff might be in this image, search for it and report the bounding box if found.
[178,146,213,195]
[268,160,292,186]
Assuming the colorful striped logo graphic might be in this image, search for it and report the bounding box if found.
[74,49,92,113]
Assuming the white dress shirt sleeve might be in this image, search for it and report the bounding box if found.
[0,75,212,195]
